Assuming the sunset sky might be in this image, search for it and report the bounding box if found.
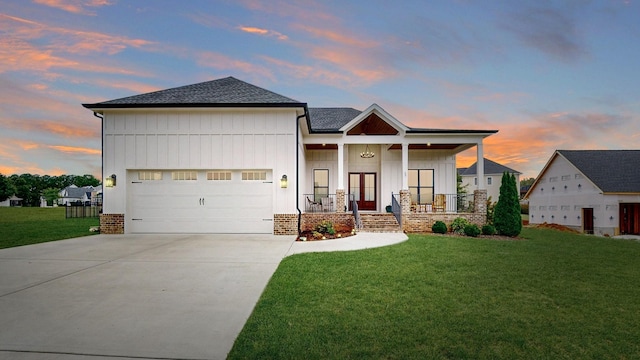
[1,0,638,180]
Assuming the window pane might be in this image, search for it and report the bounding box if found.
[420,170,434,186]
[314,169,329,187]
[409,188,418,204]
[408,170,418,187]
[420,187,434,204]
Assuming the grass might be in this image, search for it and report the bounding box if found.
[229,228,640,359]
[0,207,99,249]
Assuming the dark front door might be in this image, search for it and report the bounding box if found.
[349,173,376,211]
[620,203,640,235]
[583,208,594,234]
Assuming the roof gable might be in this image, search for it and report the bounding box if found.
[83,76,305,109]
[558,150,640,193]
[339,103,408,134]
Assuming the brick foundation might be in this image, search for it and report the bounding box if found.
[100,213,124,234]
[273,214,298,235]
[402,212,486,233]
[301,213,355,232]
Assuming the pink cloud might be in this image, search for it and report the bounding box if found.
[239,26,288,40]
[33,0,112,16]
[0,13,154,75]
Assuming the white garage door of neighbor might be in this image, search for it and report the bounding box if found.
[128,170,273,233]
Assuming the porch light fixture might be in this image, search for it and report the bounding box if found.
[280,174,288,188]
[105,174,116,187]
[360,144,375,158]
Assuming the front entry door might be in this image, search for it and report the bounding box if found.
[349,173,376,211]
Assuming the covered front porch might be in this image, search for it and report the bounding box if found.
[296,103,496,233]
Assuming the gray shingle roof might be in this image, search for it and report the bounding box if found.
[83,76,304,108]
[308,107,362,132]
[459,158,521,176]
[558,150,640,193]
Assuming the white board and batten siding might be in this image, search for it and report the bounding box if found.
[102,109,298,234]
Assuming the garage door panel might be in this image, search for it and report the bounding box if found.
[128,170,273,233]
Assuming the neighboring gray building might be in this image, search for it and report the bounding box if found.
[524,150,640,236]
[458,158,521,202]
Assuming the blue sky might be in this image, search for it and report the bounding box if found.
[0,0,638,179]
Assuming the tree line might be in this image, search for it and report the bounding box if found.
[0,173,100,207]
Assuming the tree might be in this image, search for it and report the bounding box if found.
[42,188,60,206]
[0,174,16,202]
[494,172,522,237]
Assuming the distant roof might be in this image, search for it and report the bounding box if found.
[459,158,521,176]
[83,76,305,109]
[61,185,94,199]
[558,150,640,193]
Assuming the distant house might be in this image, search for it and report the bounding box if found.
[458,158,521,202]
[524,150,640,236]
[58,185,96,206]
[0,195,23,207]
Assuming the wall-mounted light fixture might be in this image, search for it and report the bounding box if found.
[104,174,116,187]
[280,174,288,188]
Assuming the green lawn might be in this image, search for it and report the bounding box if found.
[0,207,99,249]
[229,228,640,359]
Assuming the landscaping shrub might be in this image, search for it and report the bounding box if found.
[464,224,481,237]
[315,220,336,235]
[431,221,448,234]
[450,217,470,235]
[482,224,496,235]
[494,172,522,237]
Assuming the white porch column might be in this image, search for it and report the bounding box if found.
[337,143,344,189]
[476,141,485,189]
[402,143,409,189]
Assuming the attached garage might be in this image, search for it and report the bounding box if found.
[128,170,274,233]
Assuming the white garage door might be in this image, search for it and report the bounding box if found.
[128,170,273,233]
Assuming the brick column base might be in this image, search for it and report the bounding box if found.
[400,190,411,214]
[474,189,487,215]
[100,214,124,234]
[273,214,298,235]
[336,189,346,213]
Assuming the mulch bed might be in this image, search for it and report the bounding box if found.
[297,224,355,241]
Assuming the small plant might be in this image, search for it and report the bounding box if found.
[315,220,336,235]
[312,231,324,240]
[450,217,470,235]
[432,221,448,234]
[464,224,481,237]
[482,224,496,235]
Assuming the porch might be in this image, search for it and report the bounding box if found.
[299,190,487,233]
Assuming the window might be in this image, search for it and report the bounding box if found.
[561,205,570,211]
[138,171,162,180]
[575,174,583,179]
[487,177,492,185]
[408,169,434,204]
[172,171,197,180]
[313,169,329,201]
[549,176,558,182]
[539,206,547,211]
[207,171,231,181]
[242,171,266,181]
[474,177,477,186]
[561,175,571,181]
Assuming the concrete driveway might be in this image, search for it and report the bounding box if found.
[0,234,296,360]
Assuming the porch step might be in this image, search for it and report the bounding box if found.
[359,213,402,232]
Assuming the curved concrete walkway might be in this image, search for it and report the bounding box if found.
[0,232,406,360]
[286,231,408,256]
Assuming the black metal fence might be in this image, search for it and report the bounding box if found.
[65,203,102,218]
